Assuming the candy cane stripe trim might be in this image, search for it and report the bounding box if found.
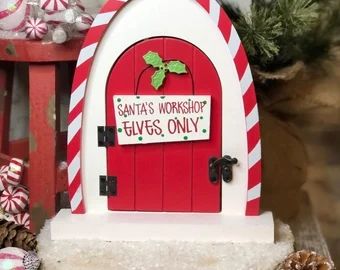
[69,80,87,112]
[247,183,261,201]
[68,113,82,144]
[68,152,81,185]
[203,1,261,215]
[228,26,241,59]
[70,186,82,211]
[209,0,220,24]
[246,105,259,132]
[92,12,117,27]
[68,0,261,215]
[77,43,98,67]
[240,65,253,95]
[248,141,261,168]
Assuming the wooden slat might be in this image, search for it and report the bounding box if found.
[192,47,222,212]
[134,39,164,211]
[290,192,332,258]
[28,64,57,232]
[162,38,193,211]
[0,39,83,62]
[0,62,14,154]
[107,46,136,211]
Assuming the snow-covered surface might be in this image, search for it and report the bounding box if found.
[38,220,293,270]
[50,210,274,243]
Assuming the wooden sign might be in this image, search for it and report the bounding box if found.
[113,95,211,145]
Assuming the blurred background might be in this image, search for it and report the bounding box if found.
[5,0,340,266]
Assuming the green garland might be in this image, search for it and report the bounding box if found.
[222,0,340,71]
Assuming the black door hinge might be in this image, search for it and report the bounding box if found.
[209,155,238,184]
[98,126,115,147]
[99,176,117,196]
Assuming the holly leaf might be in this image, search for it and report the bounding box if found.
[143,51,164,68]
[151,70,166,90]
[167,61,187,74]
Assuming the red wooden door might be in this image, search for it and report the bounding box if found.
[106,37,222,212]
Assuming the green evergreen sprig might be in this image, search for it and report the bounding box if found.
[222,0,340,71]
[234,4,283,66]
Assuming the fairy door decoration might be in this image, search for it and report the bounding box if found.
[106,37,222,212]
[67,0,262,217]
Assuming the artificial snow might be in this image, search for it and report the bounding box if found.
[38,220,293,270]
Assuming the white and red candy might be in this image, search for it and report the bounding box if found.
[0,247,40,270]
[75,13,93,32]
[40,0,68,12]
[25,17,48,39]
[73,0,85,11]
[6,158,24,186]
[0,0,30,31]
[14,212,30,229]
[0,165,9,191]
[0,185,29,214]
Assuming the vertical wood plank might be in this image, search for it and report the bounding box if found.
[0,63,14,154]
[163,38,193,211]
[192,48,222,212]
[29,64,57,232]
[134,38,164,211]
[107,47,135,211]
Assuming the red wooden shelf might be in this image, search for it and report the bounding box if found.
[0,38,83,232]
[0,38,83,62]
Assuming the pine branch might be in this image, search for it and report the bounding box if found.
[225,0,331,70]
[235,5,282,66]
[276,0,319,38]
[273,0,320,67]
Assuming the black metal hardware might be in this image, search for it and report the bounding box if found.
[209,155,238,184]
[98,126,115,147]
[99,176,117,196]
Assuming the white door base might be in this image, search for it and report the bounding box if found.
[51,209,274,243]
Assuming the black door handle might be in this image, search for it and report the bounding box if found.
[209,155,238,184]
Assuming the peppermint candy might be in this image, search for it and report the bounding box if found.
[7,158,24,186]
[0,165,9,191]
[40,0,68,12]
[0,185,29,214]
[14,212,30,229]
[0,0,30,31]
[25,17,48,39]
[75,13,93,32]
[74,0,85,11]
[0,247,40,270]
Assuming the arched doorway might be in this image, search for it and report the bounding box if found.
[106,37,222,212]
